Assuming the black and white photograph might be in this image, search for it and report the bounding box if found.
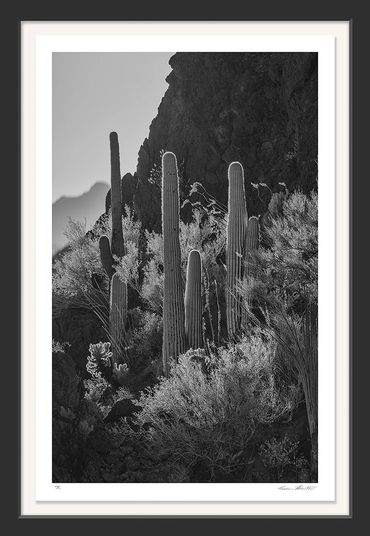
[51,50,319,485]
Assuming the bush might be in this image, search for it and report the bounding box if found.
[245,190,318,307]
[259,435,309,481]
[84,342,133,419]
[128,311,163,364]
[237,190,318,477]
[134,334,298,482]
[53,209,141,323]
[52,219,105,308]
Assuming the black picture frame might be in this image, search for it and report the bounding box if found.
[7,2,362,528]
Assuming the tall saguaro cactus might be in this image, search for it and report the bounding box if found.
[184,249,203,350]
[98,133,128,365]
[162,152,186,376]
[109,132,125,259]
[109,272,128,365]
[226,161,248,338]
[99,132,125,277]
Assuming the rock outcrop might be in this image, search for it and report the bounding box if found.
[131,52,317,231]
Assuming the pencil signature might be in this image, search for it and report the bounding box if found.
[278,485,317,491]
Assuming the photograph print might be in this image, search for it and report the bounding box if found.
[52,52,318,484]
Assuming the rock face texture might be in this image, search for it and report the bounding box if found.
[131,52,317,231]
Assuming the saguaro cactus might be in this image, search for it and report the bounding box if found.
[226,161,248,338]
[110,132,125,259]
[109,272,128,365]
[99,132,125,277]
[162,151,186,376]
[99,235,114,279]
[241,216,260,329]
[244,216,259,277]
[184,249,203,350]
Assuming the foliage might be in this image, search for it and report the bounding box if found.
[53,208,140,296]
[237,190,318,351]
[112,363,130,386]
[53,219,104,302]
[128,310,163,367]
[86,342,113,381]
[52,339,71,354]
[250,190,317,303]
[259,435,308,481]
[115,240,140,288]
[140,255,164,314]
[93,205,141,248]
[53,176,318,482]
[237,190,318,476]
[133,334,298,481]
[84,342,133,419]
[53,210,141,343]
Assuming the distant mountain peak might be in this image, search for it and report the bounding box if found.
[54,181,109,204]
[89,181,109,191]
[52,181,109,255]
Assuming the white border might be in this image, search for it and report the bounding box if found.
[22,21,350,516]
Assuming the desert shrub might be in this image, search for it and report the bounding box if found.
[114,240,140,290]
[259,435,309,481]
[53,211,142,337]
[179,207,226,270]
[91,205,141,248]
[52,339,71,353]
[238,190,318,477]
[242,190,318,306]
[133,334,298,482]
[84,342,133,419]
[86,342,114,381]
[53,209,141,299]
[140,232,164,314]
[52,219,105,305]
[106,205,141,293]
[97,309,164,392]
[128,311,163,366]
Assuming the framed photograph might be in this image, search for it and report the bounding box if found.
[20,20,351,517]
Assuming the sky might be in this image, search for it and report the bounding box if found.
[52,52,173,202]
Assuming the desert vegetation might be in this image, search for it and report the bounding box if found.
[52,131,318,484]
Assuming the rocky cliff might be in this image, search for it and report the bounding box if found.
[125,52,317,231]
